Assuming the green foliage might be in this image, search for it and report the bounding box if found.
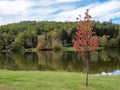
[0,40,4,50]
[109,38,118,48]
[100,35,119,49]
[0,21,120,51]
[52,39,63,51]
[60,28,69,46]
[38,35,44,42]
[10,42,25,52]
[117,34,120,47]
[94,22,119,37]
[100,35,109,48]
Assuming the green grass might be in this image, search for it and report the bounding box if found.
[25,48,37,52]
[0,70,120,90]
[62,47,103,51]
[14,47,103,52]
[25,47,76,52]
[62,47,76,51]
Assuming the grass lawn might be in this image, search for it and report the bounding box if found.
[62,47,103,52]
[25,47,103,52]
[0,70,120,90]
[62,47,76,51]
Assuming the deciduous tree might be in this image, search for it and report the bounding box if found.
[72,9,99,86]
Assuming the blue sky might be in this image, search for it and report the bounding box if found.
[0,0,120,25]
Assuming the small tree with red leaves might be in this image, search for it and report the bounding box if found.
[72,9,99,86]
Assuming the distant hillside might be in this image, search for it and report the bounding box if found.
[0,21,120,51]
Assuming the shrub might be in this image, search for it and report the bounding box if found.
[37,40,46,50]
[11,42,25,52]
[109,38,118,48]
[52,39,63,51]
[37,39,63,51]
[99,35,109,48]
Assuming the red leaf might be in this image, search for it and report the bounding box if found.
[72,9,99,52]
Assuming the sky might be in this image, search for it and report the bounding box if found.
[0,0,120,25]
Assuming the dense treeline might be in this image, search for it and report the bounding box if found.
[0,21,120,51]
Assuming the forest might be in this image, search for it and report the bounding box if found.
[0,21,120,52]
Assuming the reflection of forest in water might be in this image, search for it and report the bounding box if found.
[0,49,120,73]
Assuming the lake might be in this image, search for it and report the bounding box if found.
[0,49,120,74]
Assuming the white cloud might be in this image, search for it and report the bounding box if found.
[29,0,81,6]
[0,0,120,25]
[0,0,29,15]
[0,0,31,25]
[0,0,82,25]
[49,0,120,23]
[49,3,99,21]
[90,0,120,22]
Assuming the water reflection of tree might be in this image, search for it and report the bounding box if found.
[0,52,38,70]
[89,49,120,73]
[37,51,56,70]
[0,52,18,70]
[23,52,38,70]
[61,52,85,72]
[0,50,120,72]
[37,51,85,72]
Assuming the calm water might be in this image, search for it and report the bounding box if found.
[0,49,120,74]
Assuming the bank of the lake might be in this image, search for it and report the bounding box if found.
[25,47,104,52]
[0,70,120,90]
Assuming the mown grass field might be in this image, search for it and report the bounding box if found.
[0,70,120,90]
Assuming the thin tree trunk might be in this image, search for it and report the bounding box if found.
[85,51,89,86]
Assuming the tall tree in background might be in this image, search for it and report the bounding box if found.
[72,9,99,86]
